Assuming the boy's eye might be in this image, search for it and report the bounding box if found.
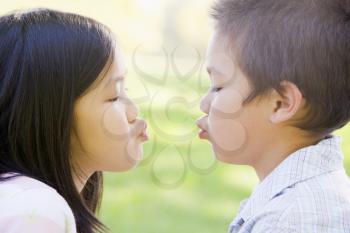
[211,87,223,92]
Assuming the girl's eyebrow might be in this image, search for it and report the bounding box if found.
[104,71,127,89]
[113,76,125,81]
[113,69,128,81]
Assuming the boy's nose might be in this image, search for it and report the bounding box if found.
[200,95,211,114]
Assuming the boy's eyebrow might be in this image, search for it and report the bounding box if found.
[207,67,213,75]
[207,67,223,76]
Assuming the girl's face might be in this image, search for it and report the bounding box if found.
[71,46,148,177]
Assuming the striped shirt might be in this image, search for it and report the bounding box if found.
[229,135,350,233]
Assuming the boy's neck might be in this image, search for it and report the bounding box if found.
[252,129,325,181]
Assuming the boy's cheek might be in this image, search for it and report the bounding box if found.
[208,114,247,152]
[211,89,243,114]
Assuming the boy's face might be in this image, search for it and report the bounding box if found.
[197,32,273,165]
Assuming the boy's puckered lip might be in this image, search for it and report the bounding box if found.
[196,116,210,139]
[196,116,208,132]
[198,129,209,140]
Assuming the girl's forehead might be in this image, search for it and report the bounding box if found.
[113,46,126,74]
[101,48,127,82]
[85,48,126,95]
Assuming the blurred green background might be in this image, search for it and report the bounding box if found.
[2,1,350,233]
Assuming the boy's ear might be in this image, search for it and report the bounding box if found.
[269,81,304,124]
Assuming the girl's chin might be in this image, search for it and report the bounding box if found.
[126,140,144,162]
[114,152,142,172]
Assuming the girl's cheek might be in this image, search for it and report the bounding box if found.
[102,102,129,138]
[208,89,247,152]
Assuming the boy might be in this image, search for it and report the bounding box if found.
[197,0,350,232]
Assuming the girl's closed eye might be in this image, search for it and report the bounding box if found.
[108,79,125,102]
[108,96,119,102]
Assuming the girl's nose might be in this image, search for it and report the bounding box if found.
[124,98,139,123]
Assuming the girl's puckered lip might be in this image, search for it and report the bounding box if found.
[137,120,149,142]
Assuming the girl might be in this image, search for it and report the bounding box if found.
[0,8,148,233]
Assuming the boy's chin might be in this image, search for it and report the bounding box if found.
[212,145,248,165]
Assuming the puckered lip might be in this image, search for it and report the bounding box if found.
[196,116,210,139]
[135,120,148,141]
[196,115,209,132]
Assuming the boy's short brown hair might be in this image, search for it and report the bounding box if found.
[211,0,350,135]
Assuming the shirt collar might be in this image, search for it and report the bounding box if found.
[235,135,344,223]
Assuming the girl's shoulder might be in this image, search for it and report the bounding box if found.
[0,173,76,233]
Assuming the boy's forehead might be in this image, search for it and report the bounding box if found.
[206,33,232,65]
[206,32,231,55]
[206,32,236,79]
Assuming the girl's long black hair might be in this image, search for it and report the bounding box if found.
[0,8,115,233]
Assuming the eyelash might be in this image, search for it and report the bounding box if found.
[108,97,119,102]
[107,79,129,103]
[211,87,223,92]
[108,82,125,102]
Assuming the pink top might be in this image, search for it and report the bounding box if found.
[0,173,76,233]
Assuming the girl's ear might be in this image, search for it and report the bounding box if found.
[269,81,304,124]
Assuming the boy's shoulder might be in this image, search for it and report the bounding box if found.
[230,136,350,233]
[268,169,350,226]
[257,170,350,231]
[231,170,350,233]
